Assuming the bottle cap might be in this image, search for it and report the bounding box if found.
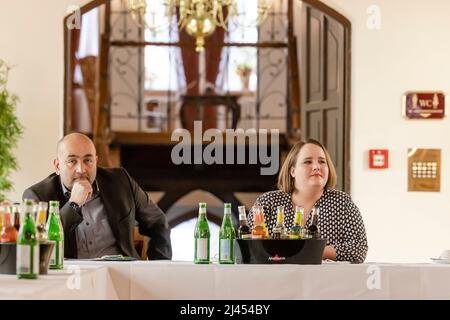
[49,201,59,208]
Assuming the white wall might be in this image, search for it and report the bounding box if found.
[320,0,450,262]
[2,0,450,262]
[0,0,88,201]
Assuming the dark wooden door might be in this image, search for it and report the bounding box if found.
[300,0,350,191]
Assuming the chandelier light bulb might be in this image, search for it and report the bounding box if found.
[128,0,271,51]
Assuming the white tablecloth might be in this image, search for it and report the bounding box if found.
[2,261,449,299]
[65,260,450,299]
[0,265,117,299]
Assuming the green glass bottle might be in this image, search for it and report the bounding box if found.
[194,202,210,264]
[219,203,236,264]
[47,200,64,269]
[16,199,39,279]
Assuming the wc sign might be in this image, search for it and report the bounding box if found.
[403,92,446,119]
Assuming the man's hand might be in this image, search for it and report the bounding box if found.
[69,180,93,206]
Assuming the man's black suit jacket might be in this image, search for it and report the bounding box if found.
[23,167,172,260]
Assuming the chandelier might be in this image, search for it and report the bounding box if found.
[127,0,271,52]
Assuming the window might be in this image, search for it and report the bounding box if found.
[143,0,181,91]
[144,45,181,91]
[74,8,99,84]
[143,0,259,93]
[170,218,220,262]
[219,0,259,92]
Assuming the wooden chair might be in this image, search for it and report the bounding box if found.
[133,226,149,260]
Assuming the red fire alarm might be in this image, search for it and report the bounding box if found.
[369,149,389,169]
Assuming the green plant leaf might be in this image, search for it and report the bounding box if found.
[0,58,24,201]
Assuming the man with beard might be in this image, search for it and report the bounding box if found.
[23,133,172,260]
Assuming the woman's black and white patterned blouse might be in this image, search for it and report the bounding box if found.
[248,189,368,263]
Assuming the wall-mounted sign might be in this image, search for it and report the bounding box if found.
[407,148,441,192]
[369,149,389,169]
[402,92,446,119]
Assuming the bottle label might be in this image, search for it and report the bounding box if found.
[17,244,30,274]
[290,226,301,238]
[50,241,64,267]
[17,244,39,275]
[59,240,64,265]
[195,239,208,260]
[219,239,231,260]
[241,234,252,240]
[50,243,56,265]
[33,245,39,274]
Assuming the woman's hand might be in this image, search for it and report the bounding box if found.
[322,245,337,261]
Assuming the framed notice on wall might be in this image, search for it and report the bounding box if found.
[402,92,446,119]
[407,148,441,192]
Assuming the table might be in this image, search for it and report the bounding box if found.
[2,260,450,299]
[181,94,242,129]
[0,264,117,299]
[65,261,450,299]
